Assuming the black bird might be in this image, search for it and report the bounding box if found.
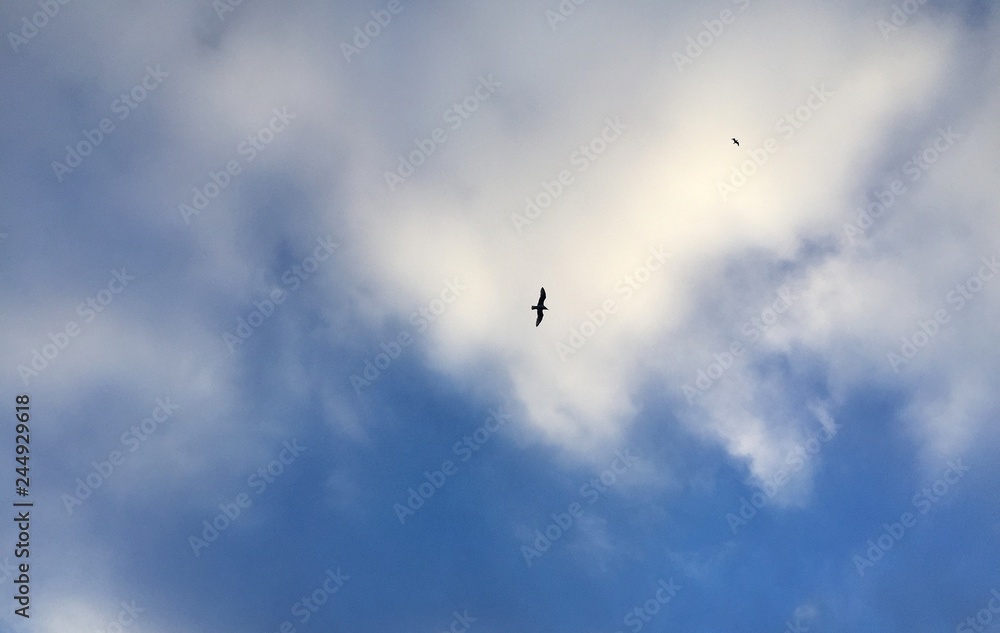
[532,287,548,326]
[732,138,740,146]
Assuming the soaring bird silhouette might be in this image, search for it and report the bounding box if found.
[532,287,548,326]
[732,138,740,146]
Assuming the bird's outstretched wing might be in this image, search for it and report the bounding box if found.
[535,311,544,326]
[539,287,546,303]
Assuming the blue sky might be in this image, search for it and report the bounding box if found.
[2,0,1000,632]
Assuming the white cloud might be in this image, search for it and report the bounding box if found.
[320,1,999,490]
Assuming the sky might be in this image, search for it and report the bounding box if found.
[1,0,1000,631]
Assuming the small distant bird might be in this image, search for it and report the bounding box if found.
[532,287,548,326]
[732,138,740,146]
